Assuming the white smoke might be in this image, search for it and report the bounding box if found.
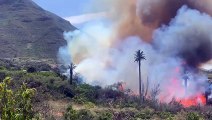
[58,6,211,102]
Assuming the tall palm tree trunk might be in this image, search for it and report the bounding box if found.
[138,60,142,103]
[69,63,74,85]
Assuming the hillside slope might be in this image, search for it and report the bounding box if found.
[0,0,76,59]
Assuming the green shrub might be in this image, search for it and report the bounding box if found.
[0,77,38,120]
[73,96,89,104]
[85,102,95,109]
[64,105,95,120]
[158,112,174,120]
[64,105,78,120]
[74,84,100,103]
[77,109,95,120]
[135,109,153,119]
[186,112,203,120]
[98,111,113,120]
[0,66,6,70]
[35,71,58,77]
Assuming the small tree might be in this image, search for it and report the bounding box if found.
[134,50,146,103]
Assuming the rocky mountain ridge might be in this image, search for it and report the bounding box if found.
[0,0,76,60]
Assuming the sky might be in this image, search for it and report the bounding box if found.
[32,0,92,17]
[32,0,105,26]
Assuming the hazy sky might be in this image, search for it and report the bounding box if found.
[32,0,92,17]
[32,0,107,26]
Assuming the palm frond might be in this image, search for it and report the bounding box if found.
[69,63,76,69]
[134,50,146,62]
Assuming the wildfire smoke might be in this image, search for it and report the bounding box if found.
[58,0,212,107]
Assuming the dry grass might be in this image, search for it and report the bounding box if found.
[48,100,70,120]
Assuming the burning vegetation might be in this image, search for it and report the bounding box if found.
[58,0,212,108]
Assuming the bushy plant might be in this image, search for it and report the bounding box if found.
[74,84,100,103]
[158,111,174,120]
[186,112,203,120]
[15,83,36,120]
[64,105,95,120]
[0,77,37,120]
[64,105,78,120]
[98,111,113,120]
[84,102,95,109]
[35,71,58,77]
[136,112,151,119]
[135,109,153,119]
[77,109,95,120]
[0,66,6,70]
[73,95,88,104]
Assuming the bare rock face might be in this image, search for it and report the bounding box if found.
[0,0,76,60]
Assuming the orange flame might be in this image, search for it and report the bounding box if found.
[159,66,207,107]
[178,94,206,107]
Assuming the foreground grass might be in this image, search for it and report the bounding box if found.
[65,102,208,120]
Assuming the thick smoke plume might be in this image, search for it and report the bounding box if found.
[153,7,212,67]
[58,0,212,104]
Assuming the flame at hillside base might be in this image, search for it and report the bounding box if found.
[118,80,207,107]
[179,94,206,107]
[159,74,207,107]
[58,0,212,107]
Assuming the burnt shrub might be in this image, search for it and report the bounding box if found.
[27,80,42,88]
[23,61,52,72]
[152,99,183,114]
[118,96,140,108]
[63,87,75,98]
[101,88,124,99]
[27,67,37,73]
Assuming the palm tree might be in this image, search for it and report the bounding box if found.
[134,50,146,103]
[69,63,76,84]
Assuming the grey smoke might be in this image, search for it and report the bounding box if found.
[58,6,211,102]
[153,6,212,67]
